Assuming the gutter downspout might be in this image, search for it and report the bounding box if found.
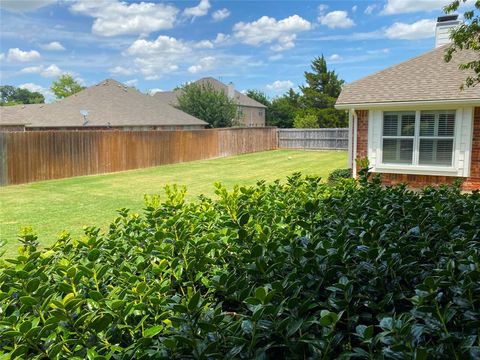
[351,109,358,179]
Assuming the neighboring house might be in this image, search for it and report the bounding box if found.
[336,15,480,191]
[0,79,207,131]
[155,77,267,127]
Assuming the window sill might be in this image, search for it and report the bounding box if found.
[373,165,459,177]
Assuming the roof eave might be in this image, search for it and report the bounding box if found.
[335,98,480,110]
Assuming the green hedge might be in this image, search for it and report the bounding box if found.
[1,174,479,359]
[327,168,352,183]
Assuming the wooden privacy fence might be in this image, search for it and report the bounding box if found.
[278,128,348,150]
[0,128,277,186]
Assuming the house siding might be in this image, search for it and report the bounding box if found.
[356,107,480,190]
[236,106,266,127]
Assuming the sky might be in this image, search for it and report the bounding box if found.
[0,0,475,102]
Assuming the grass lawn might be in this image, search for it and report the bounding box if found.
[0,149,346,257]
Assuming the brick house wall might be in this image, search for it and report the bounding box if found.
[356,107,480,190]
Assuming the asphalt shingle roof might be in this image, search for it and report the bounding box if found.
[336,45,480,108]
[155,77,267,108]
[0,79,208,127]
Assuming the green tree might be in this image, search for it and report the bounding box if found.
[299,55,347,128]
[268,95,297,128]
[50,74,84,99]
[293,113,319,128]
[245,89,270,107]
[177,82,237,128]
[444,0,480,87]
[0,85,45,106]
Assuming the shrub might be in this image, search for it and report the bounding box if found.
[327,168,352,183]
[1,177,479,359]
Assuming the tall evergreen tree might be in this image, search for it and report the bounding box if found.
[299,55,347,127]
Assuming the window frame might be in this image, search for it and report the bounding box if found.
[380,109,456,169]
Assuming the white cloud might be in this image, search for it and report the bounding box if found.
[20,65,44,73]
[124,79,138,87]
[19,63,67,77]
[147,88,163,95]
[41,64,64,77]
[318,4,329,14]
[214,33,230,44]
[109,66,136,76]
[188,56,216,74]
[19,82,45,93]
[364,4,377,15]
[266,80,294,91]
[385,19,436,40]
[126,35,190,78]
[183,0,210,18]
[329,54,342,61]
[127,36,189,57]
[7,48,41,62]
[40,41,65,51]
[352,5,358,12]
[0,53,4,61]
[0,0,55,12]
[319,11,355,29]
[382,0,451,14]
[194,40,214,49]
[233,15,311,52]
[212,8,230,22]
[70,0,179,37]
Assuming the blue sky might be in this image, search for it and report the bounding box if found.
[0,0,474,101]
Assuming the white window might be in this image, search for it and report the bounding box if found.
[418,111,455,166]
[381,110,455,167]
[382,112,415,164]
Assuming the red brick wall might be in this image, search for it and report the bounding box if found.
[462,107,480,191]
[355,107,480,191]
[356,110,369,159]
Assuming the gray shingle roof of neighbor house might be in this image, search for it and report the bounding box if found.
[155,77,268,108]
[0,79,208,127]
[336,45,480,109]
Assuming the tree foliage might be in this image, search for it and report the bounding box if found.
[177,83,237,128]
[0,85,45,106]
[299,55,347,127]
[50,74,84,99]
[268,95,298,128]
[293,113,319,128]
[444,0,480,87]
[247,55,346,128]
[245,89,270,107]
